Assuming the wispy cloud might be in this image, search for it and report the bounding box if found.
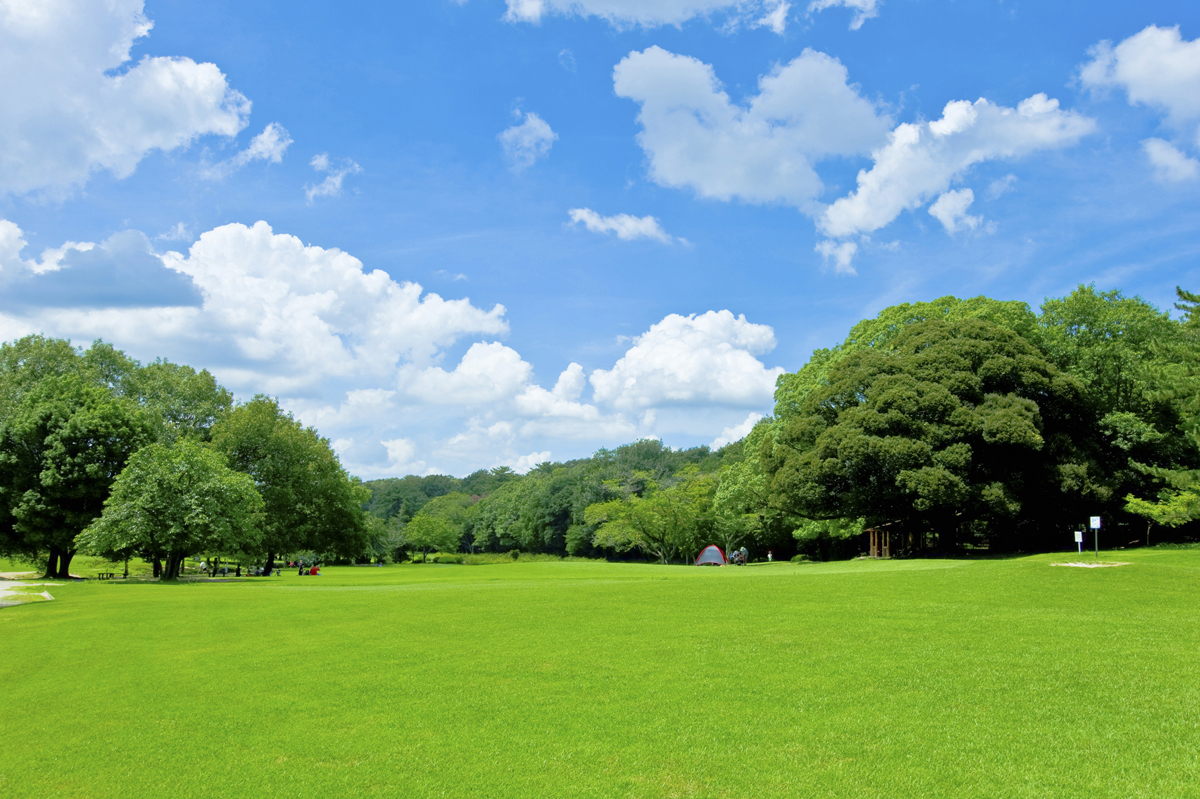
[305,153,362,203]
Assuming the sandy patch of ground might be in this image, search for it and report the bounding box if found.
[0,571,38,579]
[1052,561,1131,568]
[0,582,61,607]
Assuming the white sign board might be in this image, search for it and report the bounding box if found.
[1074,531,1084,543]
[1090,516,1101,530]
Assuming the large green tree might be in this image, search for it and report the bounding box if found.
[764,317,1095,551]
[76,440,264,580]
[210,396,370,572]
[0,375,153,577]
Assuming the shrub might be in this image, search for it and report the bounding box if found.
[509,549,519,560]
[790,554,810,562]
[433,554,464,564]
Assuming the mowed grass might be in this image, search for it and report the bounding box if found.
[2,551,1198,798]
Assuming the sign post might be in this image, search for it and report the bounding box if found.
[1090,516,1101,557]
[1074,530,1083,555]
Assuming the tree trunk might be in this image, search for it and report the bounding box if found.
[153,557,162,578]
[42,548,60,579]
[264,552,276,575]
[55,549,75,579]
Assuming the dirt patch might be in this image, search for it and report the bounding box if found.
[1052,561,1131,568]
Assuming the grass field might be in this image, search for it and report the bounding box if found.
[2,550,1198,798]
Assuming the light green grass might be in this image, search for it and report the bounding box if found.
[2,551,1198,798]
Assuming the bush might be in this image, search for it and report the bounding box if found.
[790,554,810,562]
[509,549,519,560]
[433,554,463,564]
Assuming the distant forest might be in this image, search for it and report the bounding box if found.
[3,284,1198,575]
[364,285,1200,562]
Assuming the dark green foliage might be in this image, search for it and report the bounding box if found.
[363,474,461,522]
[765,317,1094,551]
[210,396,371,568]
[0,374,154,576]
[76,440,263,580]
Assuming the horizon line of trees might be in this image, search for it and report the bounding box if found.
[3,283,1198,576]
[367,285,1200,563]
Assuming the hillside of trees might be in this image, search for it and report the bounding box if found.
[3,284,1198,576]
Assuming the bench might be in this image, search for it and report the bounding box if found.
[96,572,116,580]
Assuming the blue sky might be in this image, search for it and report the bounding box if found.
[1,0,1198,478]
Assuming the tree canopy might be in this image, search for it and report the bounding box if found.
[77,440,264,580]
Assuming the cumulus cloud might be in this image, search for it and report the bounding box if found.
[819,94,1094,241]
[590,310,784,410]
[402,342,534,405]
[503,0,799,30]
[202,122,292,180]
[1080,25,1200,127]
[498,111,557,171]
[568,208,679,244]
[0,216,785,478]
[1081,26,1200,181]
[806,0,878,30]
[614,46,890,211]
[928,188,981,234]
[509,451,552,474]
[1142,138,1200,183]
[711,412,763,449]
[0,0,250,198]
[305,153,362,203]
[0,219,508,393]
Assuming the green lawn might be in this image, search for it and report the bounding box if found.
[2,551,1198,798]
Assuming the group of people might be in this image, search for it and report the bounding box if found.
[290,560,321,576]
[730,547,749,565]
[196,560,279,577]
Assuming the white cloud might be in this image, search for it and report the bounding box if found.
[754,0,791,34]
[814,239,858,275]
[806,0,878,30]
[503,0,795,30]
[0,219,508,394]
[928,188,982,234]
[590,310,784,410]
[402,342,534,405]
[0,0,250,198]
[381,437,428,476]
[0,217,786,479]
[568,208,679,244]
[613,46,890,211]
[1142,138,1200,183]
[1081,26,1200,179]
[711,412,763,449]
[509,451,552,474]
[1081,25,1200,127]
[202,122,292,179]
[155,223,193,243]
[986,173,1017,199]
[820,94,1094,241]
[305,153,362,203]
[498,111,557,171]
[0,219,93,275]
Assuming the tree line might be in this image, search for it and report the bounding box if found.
[0,337,371,579]
[2,284,1197,576]
[368,285,1200,562]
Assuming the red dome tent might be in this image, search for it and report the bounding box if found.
[694,545,727,566]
